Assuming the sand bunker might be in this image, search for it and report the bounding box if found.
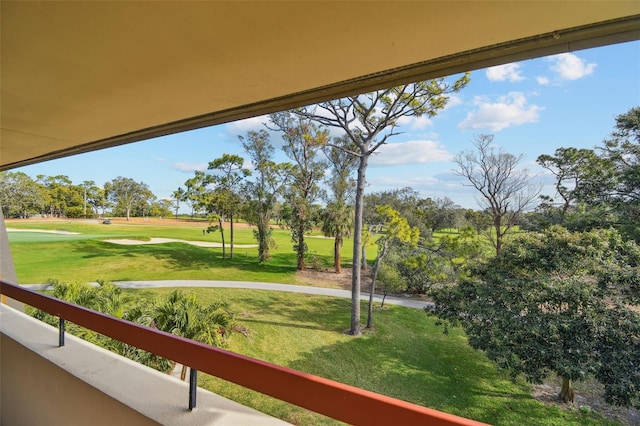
[103,237,258,248]
[6,228,79,235]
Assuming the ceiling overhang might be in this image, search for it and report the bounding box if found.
[2,1,639,170]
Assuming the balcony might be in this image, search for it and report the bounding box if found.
[1,280,485,425]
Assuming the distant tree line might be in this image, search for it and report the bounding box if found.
[0,174,174,220]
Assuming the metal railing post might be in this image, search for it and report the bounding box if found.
[189,367,198,410]
[59,318,65,346]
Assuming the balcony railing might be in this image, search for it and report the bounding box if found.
[0,280,487,426]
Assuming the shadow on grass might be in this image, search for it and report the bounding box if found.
[73,240,299,276]
[283,307,607,426]
[232,292,349,332]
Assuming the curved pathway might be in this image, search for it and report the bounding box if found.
[102,238,258,248]
[23,280,432,309]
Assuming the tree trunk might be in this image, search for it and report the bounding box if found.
[361,245,368,270]
[296,221,305,270]
[559,376,575,403]
[334,235,342,274]
[366,244,387,329]
[366,257,382,329]
[218,216,226,259]
[349,156,367,336]
[493,217,501,256]
[229,213,234,259]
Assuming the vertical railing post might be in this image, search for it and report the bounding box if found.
[189,367,198,410]
[59,317,65,346]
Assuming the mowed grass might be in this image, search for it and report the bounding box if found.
[6,219,343,284]
[7,219,616,424]
[131,287,614,425]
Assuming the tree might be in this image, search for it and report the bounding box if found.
[39,175,83,217]
[183,172,207,218]
[599,106,640,241]
[270,112,328,270]
[79,180,101,218]
[464,209,492,235]
[536,147,612,223]
[321,202,353,274]
[418,196,459,233]
[105,177,154,221]
[206,154,250,259]
[241,130,289,263]
[366,205,419,329]
[430,226,640,407]
[149,199,173,218]
[295,74,469,335]
[0,171,47,218]
[320,137,356,274]
[150,290,236,380]
[454,134,541,256]
[172,187,187,219]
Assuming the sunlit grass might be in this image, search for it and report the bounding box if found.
[6,218,363,283]
[132,287,615,425]
[8,218,616,425]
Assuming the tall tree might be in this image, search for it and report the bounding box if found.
[600,106,640,240]
[0,171,47,218]
[296,75,469,335]
[269,112,328,270]
[79,180,101,218]
[39,175,82,217]
[536,147,612,223]
[430,226,640,407]
[321,139,357,274]
[207,154,250,259]
[241,130,289,263]
[454,134,541,256]
[105,177,154,221]
[184,172,208,218]
[366,205,419,329]
[172,187,187,219]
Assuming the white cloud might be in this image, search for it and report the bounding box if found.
[226,115,269,134]
[397,115,433,130]
[548,53,596,80]
[486,63,525,82]
[457,92,542,132]
[370,140,453,167]
[536,76,550,85]
[172,162,207,173]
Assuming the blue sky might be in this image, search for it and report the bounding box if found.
[16,41,640,211]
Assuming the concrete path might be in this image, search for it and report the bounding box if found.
[22,280,432,310]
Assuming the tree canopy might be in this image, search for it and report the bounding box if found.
[430,226,640,408]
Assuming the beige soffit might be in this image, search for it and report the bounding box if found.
[1,1,639,170]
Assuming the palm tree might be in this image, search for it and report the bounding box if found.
[151,291,235,380]
[322,201,353,273]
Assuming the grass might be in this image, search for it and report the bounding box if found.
[131,287,615,425]
[6,219,344,284]
[6,218,618,425]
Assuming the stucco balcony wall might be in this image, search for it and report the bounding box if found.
[0,304,289,426]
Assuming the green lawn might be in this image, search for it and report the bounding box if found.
[6,219,618,425]
[6,219,344,284]
[131,287,614,425]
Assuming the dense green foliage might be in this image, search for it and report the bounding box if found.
[529,107,640,242]
[431,226,640,408]
[29,280,238,374]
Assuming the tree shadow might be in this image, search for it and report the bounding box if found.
[281,307,588,425]
[72,240,298,276]
[231,292,348,332]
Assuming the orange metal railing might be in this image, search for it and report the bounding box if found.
[0,280,487,426]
